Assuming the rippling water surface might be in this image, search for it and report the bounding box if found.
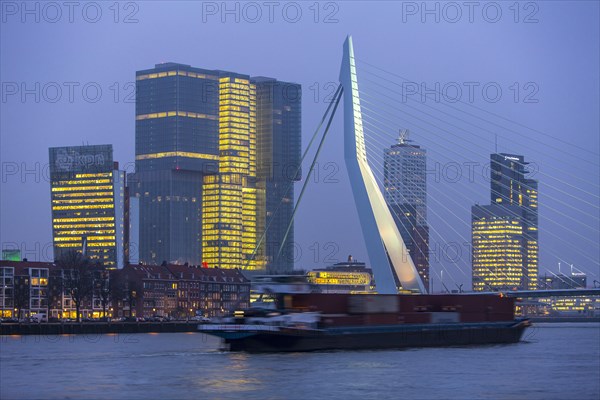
[1,323,598,399]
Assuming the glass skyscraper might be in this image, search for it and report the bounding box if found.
[472,153,539,291]
[132,64,220,265]
[254,77,301,274]
[383,130,429,290]
[132,63,300,271]
[49,145,126,267]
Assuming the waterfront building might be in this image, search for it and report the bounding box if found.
[132,63,301,272]
[0,260,250,320]
[533,272,599,317]
[114,264,250,318]
[0,260,76,319]
[472,153,538,292]
[0,264,16,318]
[539,272,587,290]
[537,296,600,316]
[306,256,375,293]
[383,130,429,290]
[49,145,127,268]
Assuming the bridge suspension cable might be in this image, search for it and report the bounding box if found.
[245,85,343,270]
[355,61,599,284]
[275,85,343,263]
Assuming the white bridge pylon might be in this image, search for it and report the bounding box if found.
[339,36,425,294]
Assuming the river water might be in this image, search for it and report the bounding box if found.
[1,323,598,400]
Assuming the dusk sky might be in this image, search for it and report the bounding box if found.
[1,1,598,288]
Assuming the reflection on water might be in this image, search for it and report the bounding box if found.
[1,324,599,400]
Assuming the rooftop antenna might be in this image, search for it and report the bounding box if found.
[558,262,561,274]
[398,129,411,145]
[494,134,498,153]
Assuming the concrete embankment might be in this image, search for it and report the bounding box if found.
[1,322,200,335]
[528,316,600,323]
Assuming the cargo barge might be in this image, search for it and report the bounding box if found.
[199,293,530,352]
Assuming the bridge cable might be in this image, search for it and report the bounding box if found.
[245,85,343,271]
[275,85,344,263]
[356,58,600,161]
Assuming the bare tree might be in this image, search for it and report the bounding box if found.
[58,251,94,322]
[46,271,63,319]
[94,270,111,319]
[108,271,124,317]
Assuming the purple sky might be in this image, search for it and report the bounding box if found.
[1,1,598,289]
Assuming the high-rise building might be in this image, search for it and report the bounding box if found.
[127,195,140,265]
[49,145,127,267]
[132,63,301,271]
[472,153,538,291]
[384,130,427,224]
[254,78,301,274]
[201,75,263,270]
[132,64,220,265]
[383,130,429,290]
[472,204,530,291]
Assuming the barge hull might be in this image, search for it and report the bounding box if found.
[218,321,530,353]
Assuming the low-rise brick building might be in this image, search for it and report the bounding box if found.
[1,260,108,319]
[0,260,250,320]
[114,264,250,318]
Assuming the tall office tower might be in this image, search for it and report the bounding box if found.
[49,145,126,268]
[201,76,264,270]
[127,194,140,265]
[472,204,528,291]
[132,64,220,265]
[471,153,538,291]
[383,130,429,290]
[254,78,302,274]
[133,63,301,270]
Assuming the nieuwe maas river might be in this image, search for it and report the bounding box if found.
[1,323,599,400]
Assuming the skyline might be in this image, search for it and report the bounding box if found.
[1,2,599,288]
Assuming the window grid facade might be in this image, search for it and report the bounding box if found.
[472,153,538,292]
[202,78,265,270]
[133,63,300,271]
[49,145,125,267]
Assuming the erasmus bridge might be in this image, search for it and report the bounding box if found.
[262,36,600,300]
[339,36,424,294]
[263,36,423,294]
